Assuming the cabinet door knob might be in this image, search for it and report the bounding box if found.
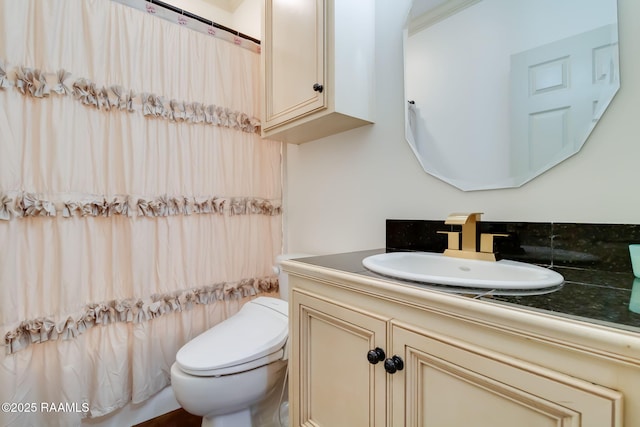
[313,83,324,93]
[384,356,404,374]
[366,347,386,365]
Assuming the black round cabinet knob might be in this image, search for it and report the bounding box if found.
[313,83,324,93]
[384,355,404,374]
[366,347,386,365]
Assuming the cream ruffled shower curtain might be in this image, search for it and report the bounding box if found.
[0,0,282,425]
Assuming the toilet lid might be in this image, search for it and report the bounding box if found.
[176,297,288,376]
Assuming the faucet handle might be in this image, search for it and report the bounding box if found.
[444,212,483,225]
[437,231,460,250]
[480,233,509,253]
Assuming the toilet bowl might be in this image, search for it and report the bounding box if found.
[171,296,289,427]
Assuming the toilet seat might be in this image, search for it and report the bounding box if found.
[176,297,288,377]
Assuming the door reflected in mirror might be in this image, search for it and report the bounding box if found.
[404,0,619,191]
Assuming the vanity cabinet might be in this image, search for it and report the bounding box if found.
[284,260,634,426]
[261,0,374,144]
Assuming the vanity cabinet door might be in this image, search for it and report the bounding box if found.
[389,321,623,427]
[291,289,389,427]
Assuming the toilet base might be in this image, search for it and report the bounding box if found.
[202,409,251,427]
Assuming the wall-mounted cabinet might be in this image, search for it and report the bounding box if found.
[261,0,374,144]
[283,260,635,426]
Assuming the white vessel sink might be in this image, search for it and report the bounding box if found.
[362,252,564,290]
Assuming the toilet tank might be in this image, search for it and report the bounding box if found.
[274,254,312,302]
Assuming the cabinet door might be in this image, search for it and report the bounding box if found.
[291,289,388,427]
[389,321,623,427]
[263,0,325,132]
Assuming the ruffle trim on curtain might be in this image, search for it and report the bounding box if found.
[0,192,282,220]
[4,275,279,355]
[0,59,262,133]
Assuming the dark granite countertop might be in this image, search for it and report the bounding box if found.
[291,249,640,334]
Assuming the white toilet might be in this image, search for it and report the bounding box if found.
[170,296,289,427]
[171,254,308,427]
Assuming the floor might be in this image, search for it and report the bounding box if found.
[132,408,202,427]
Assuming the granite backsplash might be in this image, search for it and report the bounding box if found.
[386,219,640,273]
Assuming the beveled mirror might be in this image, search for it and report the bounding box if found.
[404,0,620,191]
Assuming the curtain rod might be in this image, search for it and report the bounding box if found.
[147,0,260,45]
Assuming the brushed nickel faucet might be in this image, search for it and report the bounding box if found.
[438,213,507,262]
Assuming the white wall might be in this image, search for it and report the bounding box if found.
[232,0,262,39]
[286,0,640,255]
[161,0,262,39]
[162,0,233,26]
